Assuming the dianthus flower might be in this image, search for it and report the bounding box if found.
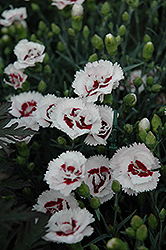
[0,6,27,27]
[84,105,114,145]
[72,60,124,102]
[44,207,94,244]
[51,0,85,10]
[110,143,161,195]
[9,91,43,131]
[4,64,27,89]
[33,189,79,216]
[44,151,86,196]
[13,39,45,69]
[52,98,101,140]
[84,155,114,203]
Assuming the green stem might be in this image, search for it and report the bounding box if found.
[113,193,119,236]
[158,220,163,249]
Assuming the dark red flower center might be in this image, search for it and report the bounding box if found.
[61,163,82,185]
[128,160,153,177]
[85,76,112,97]
[56,219,79,236]
[19,100,37,117]
[44,198,70,215]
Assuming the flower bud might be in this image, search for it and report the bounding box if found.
[16,142,30,158]
[126,0,139,8]
[44,65,52,76]
[88,53,98,62]
[146,76,154,86]
[15,156,26,166]
[112,180,121,193]
[33,63,42,72]
[145,131,156,149]
[38,20,47,31]
[131,215,143,230]
[31,141,41,151]
[138,129,147,143]
[118,25,126,36]
[105,33,117,55]
[151,84,162,93]
[106,238,128,250]
[22,81,30,91]
[101,2,110,16]
[136,224,148,241]
[104,93,113,105]
[27,162,35,171]
[125,227,135,237]
[57,136,67,146]
[31,3,40,12]
[43,53,49,64]
[4,47,11,56]
[77,182,90,198]
[83,25,90,40]
[68,28,76,37]
[72,3,84,17]
[57,41,65,52]
[122,11,130,23]
[123,93,137,107]
[91,34,104,50]
[2,195,15,201]
[1,27,8,34]
[38,80,47,92]
[30,34,37,42]
[148,213,157,229]
[2,34,11,44]
[115,35,121,46]
[151,114,162,134]
[142,41,154,61]
[51,23,60,35]
[133,77,143,88]
[137,246,148,250]
[90,244,100,250]
[123,124,133,134]
[144,34,151,43]
[138,118,150,132]
[90,196,101,210]
[159,208,166,222]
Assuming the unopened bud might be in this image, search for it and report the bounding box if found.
[15,156,26,166]
[142,41,154,61]
[112,180,121,193]
[106,237,128,250]
[30,34,37,42]
[158,106,166,116]
[123,93,137,107]
[138,129,148,143]
[27,162,35,171]
[136,224,148,241]
[72,3,84,17]
[2,34,11,43]
[118,25,126,36]
[33,62,42,72]
[57,136,67,146]
[148,213,157,229]
[51,23,60,35]
[125,227,135,237]
[159,208,166,222]
[126,0,139,8]
[57,41,65,52]
[138,118,150,132]
[22,81,30,91]
[90,196,101,210]
[91,34,104,50]
[151,114,162,134]
[137,246,149,250]
[151,84,162,93]
[68,28,76,37]
[90,244,100,250]
[88,53,98,62]
[44,65,52,76]
[43,53,49,64]
[83,25,90,40]
[16,142,30,158]
[31,141,41,151]
[131,215,143,230]
[133,77,143,88]
[101,2,110,16]
[115,35,121,46]
[38,20,47,31]
[31,3,40,12]
[144,34,151,43]
[77,182,90,198]
[123,124,133,134]
[146,76,154,86]
[38,80,47,92]
[105,33,117,55]
[145,131,156,149]
[122,11,130,22]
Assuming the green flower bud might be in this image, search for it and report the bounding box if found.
[16,142,30,158]
[90,196,101,209]
[122,11,130,23]
[144,34,151,43]
[151,84,162,93]
[2,34,11,43]
[72,17,83,32]
[1,27,8,34]
[137,246,149,250]
[51,23,61,35]
[115,35,121,46]
[136,224,148,241]
[106,237,128,250]
[38,80,47,92]
[57,136,67,146]
[33,62,42,72]
[22,81,30,91]
[91,34,104,50]
[38,20,47,31]
[146,76,154,86]
[159,208,166,222]
[2,195,15,201]
[101,2,110,16]
[123,93,137,107]
[77,182,90,198]
[105,33,117,55]
[139,118,150,132]
[112,180,121,193]
[88,53,98,62]
[57,41,65,52]
[151,114,162,134]
[151,1,157,9]
[131,215,143,230]
[138,129,148,143]
[118,25,126,36]
[30,33,37,42]
[43,53,49,64]
[108,22,114,31]
[27,162,35,171]
[68,28,76,37]
[82,25,90,40]
[31,141,41,151]
[126,0,139,8]
[148,213,158,229]
[125,227,135,237]
[31,3,40,12]
[15,156,26,166]
[104,93,113,105]
[4,47,11,56]
[142,41,154,61]
[44,64,52,76]
[133,77,143,88]
[145,131,156,149]
[123,124,133,134]
[90,244,100,250]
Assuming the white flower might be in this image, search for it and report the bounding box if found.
[44,151,86,196]
[9,91,43,131]
[34,94,62,128]
[52,98,101,140]
[84,155,114,203]
[4,64,28,89]
[84,105,114,146]
[72,3,84,17]
[44,207,94,244]
[51,0,85,10]
[138,118,150,132]
[110,143,161,195]
[72,60,124,102]
[13,39,45,69]
[33,189,79,216]
[0,6,27,27]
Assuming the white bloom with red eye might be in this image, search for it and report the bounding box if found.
[72,60,124,103]
[84,105,114,146]
[44,151,86,196]
[34,94,62,128]
[0,6,27,27]
[9,91,43,131]
[44,207,94,244]
[13,39,45,69]
[33,189,79,216]
[4,64,28,89]
[110,143,161,195]
[51,0,85,10]
[52,98,101,140]
[84,155,114,204]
